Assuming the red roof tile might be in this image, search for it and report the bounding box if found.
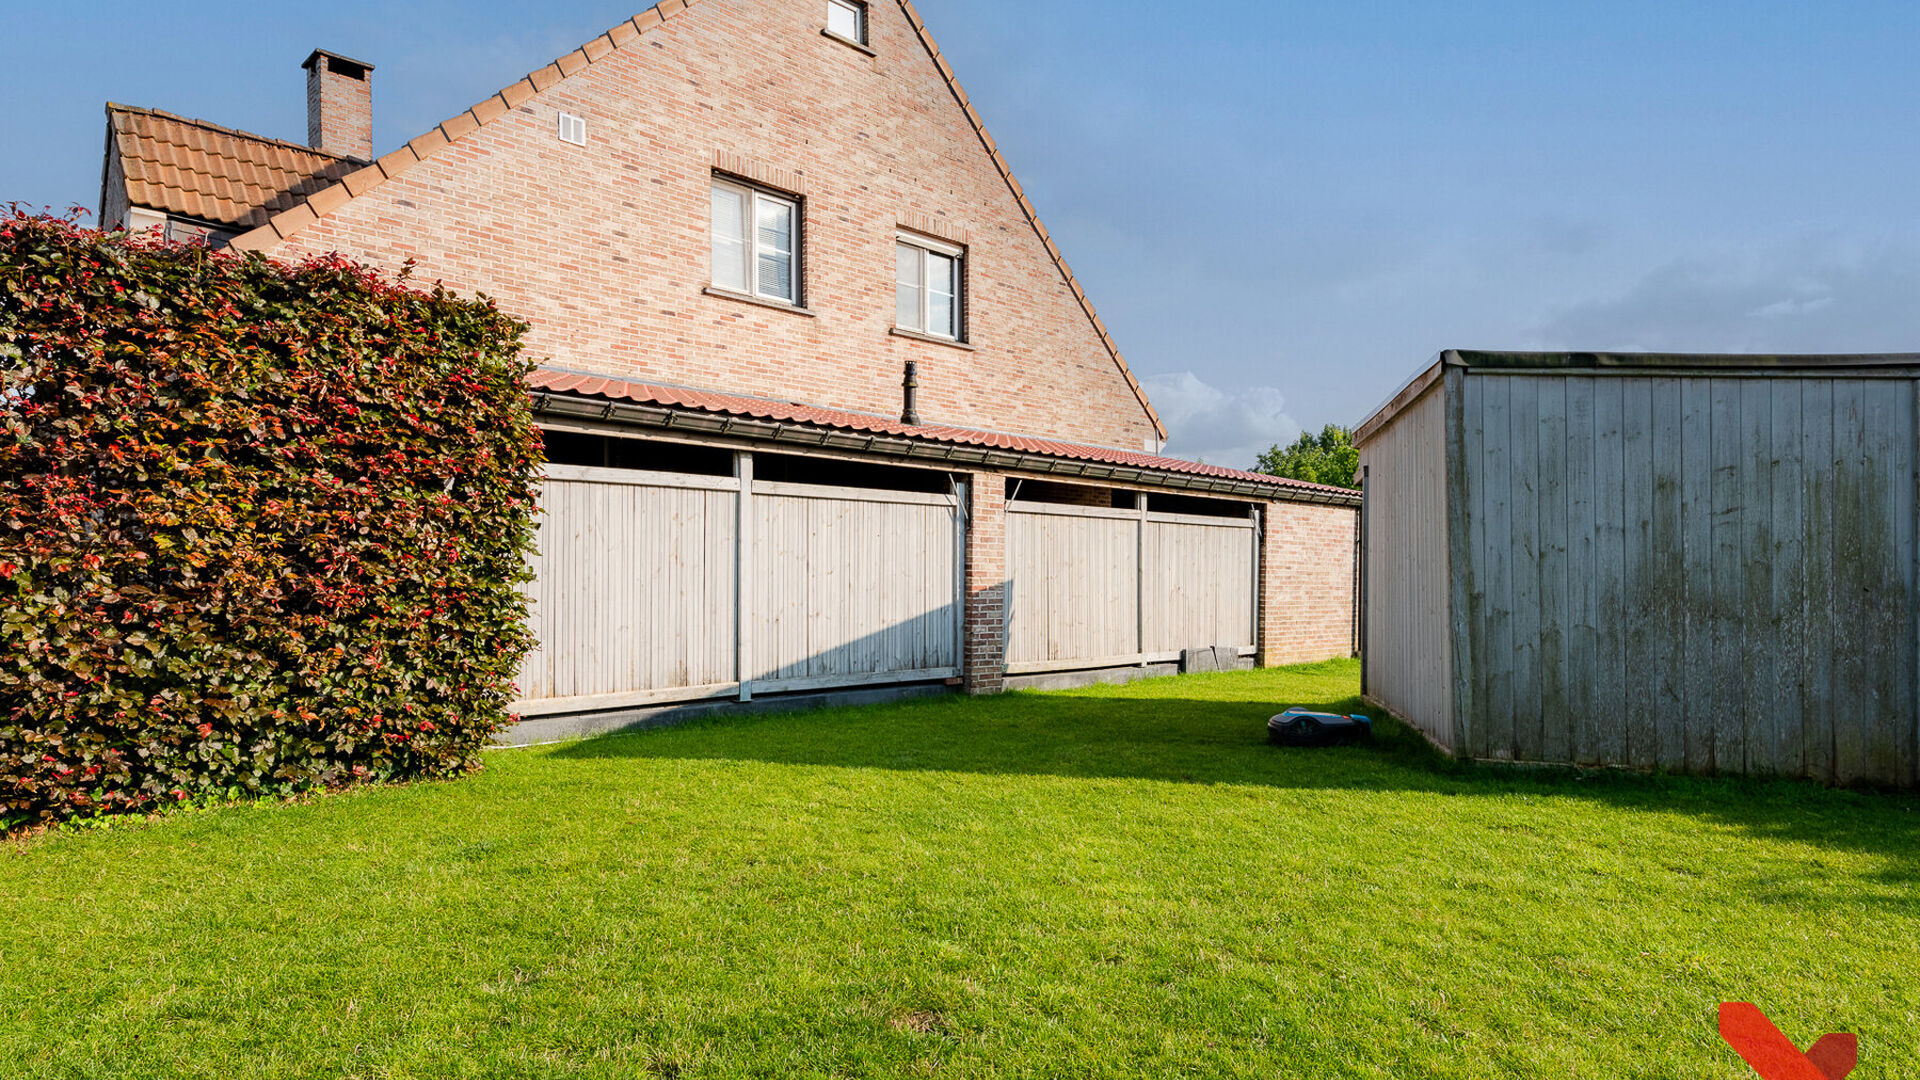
[107,104,358,229]
[526,368,1355,499]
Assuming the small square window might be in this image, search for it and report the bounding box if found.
[827,0,867,45]
[557,112,587,146]
[896,233,964,340]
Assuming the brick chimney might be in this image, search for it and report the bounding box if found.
[303,49,374,161]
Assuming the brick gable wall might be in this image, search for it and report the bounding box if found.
[268,0,1160,452]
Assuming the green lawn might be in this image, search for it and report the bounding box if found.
[4,659,1916,1078]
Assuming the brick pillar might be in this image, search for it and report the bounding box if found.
[1258,498,1361,667]
[1257,500,1286,668]
[962,472,1007,694]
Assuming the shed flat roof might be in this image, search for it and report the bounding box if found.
[1354,348,1920,447]
[1448,349,1920,371]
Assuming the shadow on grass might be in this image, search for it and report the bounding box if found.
[547,665,1920,884]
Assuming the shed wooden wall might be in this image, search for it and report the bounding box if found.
[1454,373,1919,787]
[1356,382,1453,748]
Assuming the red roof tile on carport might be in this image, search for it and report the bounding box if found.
[526,368,1355,499]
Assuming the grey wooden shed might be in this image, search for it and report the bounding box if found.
[1353,350,1920,788]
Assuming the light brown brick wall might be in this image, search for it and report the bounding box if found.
[1258,500,1359,667]
[269,0,1159,452]
[963,472,1007,694]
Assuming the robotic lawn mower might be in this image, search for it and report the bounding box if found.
[1266,707,1373,747]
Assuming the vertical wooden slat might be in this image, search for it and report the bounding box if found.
[1537,377,1570,763]
[1708,379,1745,775]
[1628,374,1674,768]
[557,480,580,700]
[1563,377,1597,764]
[1770,383,1806,779]
[1479,376,1515,761]
[736,453,753,700]
[1863,382,1907,785]
[1673,377,1709,774]
[1444,365,1473,755]
[1739,381,1773,776]
[1909,381,1920,791]
[1802,379,1837,784]
[1832,380,1866,784]
[1591,378,1627,765]
[1506,377,1540,760]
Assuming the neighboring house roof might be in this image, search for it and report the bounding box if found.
[104,104,359,230]
[218,0,1168,440]
[528,368,1359,505]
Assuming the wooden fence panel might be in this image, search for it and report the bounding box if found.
[1005,505,1139,666]
[515,464,739,712]
[1006,502,1256,672]
[1141,514,1258,655]
[749,482,960,688]
[516,466,960,714]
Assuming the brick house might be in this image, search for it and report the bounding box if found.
[100,0,1359,735]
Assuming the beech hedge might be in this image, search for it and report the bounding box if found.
[0,211,542,825]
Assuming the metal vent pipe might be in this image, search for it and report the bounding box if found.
[901,361,921,425]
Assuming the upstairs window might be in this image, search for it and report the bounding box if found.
[826,0,868,45]
[895,234,963,340]
[711,177,800,305]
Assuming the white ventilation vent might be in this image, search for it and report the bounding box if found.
[557,112,587,146]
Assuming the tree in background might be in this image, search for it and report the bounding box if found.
[1255,424,1360,489]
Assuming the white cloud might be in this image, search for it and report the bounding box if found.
[1139,371,1300,470]
[1530,237,1920,354]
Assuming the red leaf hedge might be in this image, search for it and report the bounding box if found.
[0,211,542,825]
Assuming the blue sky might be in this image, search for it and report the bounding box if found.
[6,1,1919,466]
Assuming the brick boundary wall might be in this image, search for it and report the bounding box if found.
[1258,499,1360,667]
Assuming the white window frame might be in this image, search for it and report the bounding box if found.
[557,111,587,146]
[711,177,802,305]
[895,232,965,340]
[826,0,868,45]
